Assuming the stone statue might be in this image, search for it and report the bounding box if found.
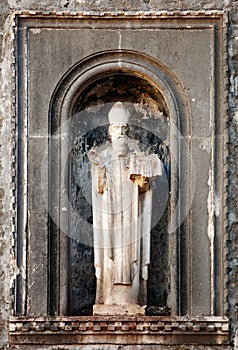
[88,102,162,315]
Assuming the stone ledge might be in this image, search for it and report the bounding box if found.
[9,316,229,345]
[15,10,226,17]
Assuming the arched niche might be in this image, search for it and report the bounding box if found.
[48,50,191,316]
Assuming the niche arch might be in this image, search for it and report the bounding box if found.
[48,50,191,316]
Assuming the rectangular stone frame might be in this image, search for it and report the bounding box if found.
[11,10,229,346]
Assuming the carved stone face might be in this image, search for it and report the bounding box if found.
[108,123,129,156]
[108,124,128,141]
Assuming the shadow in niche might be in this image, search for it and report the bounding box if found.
[68,74,171,316]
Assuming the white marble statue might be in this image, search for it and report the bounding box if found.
[88,102,162,315]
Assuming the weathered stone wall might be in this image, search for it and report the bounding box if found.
[1,0,238,349]
[227,1,238,346]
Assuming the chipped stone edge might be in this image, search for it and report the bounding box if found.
[12,9,226,18]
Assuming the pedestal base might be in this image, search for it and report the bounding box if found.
[93,304,146,315]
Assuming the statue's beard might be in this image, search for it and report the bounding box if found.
[111,137,128,156]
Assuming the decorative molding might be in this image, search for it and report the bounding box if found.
[5,13,18,315]
[9,316,229,345]
[14,10,226,17]
[12,8,229,330]
[223,12,230,316]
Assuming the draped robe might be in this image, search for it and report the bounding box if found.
[89,147,162,306]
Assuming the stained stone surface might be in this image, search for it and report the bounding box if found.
[0,1,237,349]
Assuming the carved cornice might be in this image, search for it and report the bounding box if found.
[9,316,229,345]
[14,10,226,17]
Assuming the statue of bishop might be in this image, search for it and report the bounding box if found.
[88,102,162,315]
